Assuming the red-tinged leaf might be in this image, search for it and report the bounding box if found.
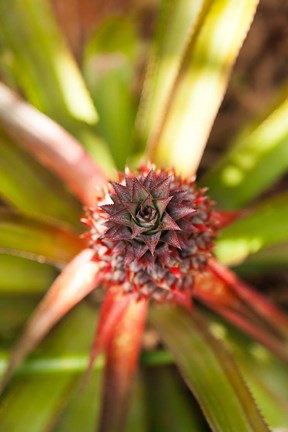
[150,306,270,432]
[111,181,131,203]
[173,291,193,312]
[132,178,149,202]
[161,213,181,231]
[131,221,148,239]
[108,209,131,227]
[151,176,172,199]
[0,249,103,391]
[194,266,288,363]
[97,298,148,432]
[155,196,172,217]
[162,231,182,249]
[209,260,288,336]
[142,232,161,255]
[168,205,197,221]
[0,83,107,206]
[85,291,131,380]
[211,210,244,229]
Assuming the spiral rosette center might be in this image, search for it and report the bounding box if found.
[84,165,218,302]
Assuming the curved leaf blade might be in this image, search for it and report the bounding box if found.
[0,0,116,172]
[144,366,205,432]
[0,304,98,432]
[0,255,57,294]
[0,83,108,206]
[0,249,103,391]
[0,137,82,228]
[0,209,83,265]
[236,242,288,272]
[0,0,97,124]
[204,311,288,428]
[149,0,259,176]
[202,94,288,208]
[216,193,288,266]
[151,305,270,432]
[137,0,208,147]
[53,371,102,432]
[84,18,138,169]
[97,298,148,432]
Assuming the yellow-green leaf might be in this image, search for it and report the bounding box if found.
[148,0,259,176]
[137,0,208,148]
[0,255,57,294]
[0,305,98,432]
[84,18,138,170]
[202,93,288,208]
[216,193,288,266]
[0,0,115,171]
[0,0,97,125]
[0,209,83,266]
[0,137,82,229]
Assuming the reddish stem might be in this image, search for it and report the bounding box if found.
[85,290,132,380]
[0,83,108,206]
[211,210,245,228]
[194,267,288,362]
[97,298,148,432]
[209,259,288,335]
[0,249,103,392]
[213,306,288,363]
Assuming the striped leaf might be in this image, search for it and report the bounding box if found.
[151,306,270,432]
[202,93,288,208]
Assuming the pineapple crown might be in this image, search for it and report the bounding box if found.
[84,165,218,302]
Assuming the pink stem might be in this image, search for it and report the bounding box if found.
[209,259,288,335]
[0,249,103,391]
[211,210,245,228]
[97,298,148,432]
[194,269,288,362]
[85,291,131,379]
[206,303,288,363]
[0,83,108,206]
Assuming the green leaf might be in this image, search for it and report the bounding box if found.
[0,0,97,125]
[205,311,288,428]
[202,93,288,208]
[0,209,83,266]
[146,0,259,176]
[124,375,147,432]
[0,255,57,294]
[0,137,82,229]
[0,296,41,349]
[53,370,102,432]
[151,305,270,432]
[0,249,102,390]
[137,0,208,148]
[0,0,115,172]
[0,83,110,206]
[235,242,288,272]
[84,18,138,169]
[0,374,76,432]
[0,350,172,377]
[215,193,288,266]
[0,304,98,432]
[143,366,205,432]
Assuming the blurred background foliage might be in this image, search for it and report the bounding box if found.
[0,0,287,431]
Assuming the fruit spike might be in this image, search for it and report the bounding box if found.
[84,165,218,302]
